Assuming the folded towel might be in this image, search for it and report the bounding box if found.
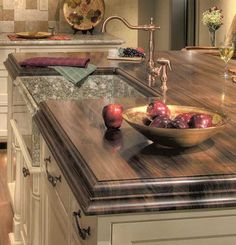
[20,57,90,68]
[51,64,97,85]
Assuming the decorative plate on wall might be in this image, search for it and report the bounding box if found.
[63,0,105,31]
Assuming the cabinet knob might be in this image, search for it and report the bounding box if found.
[73,210,91,240]
[22,167,30,177]
[44,156,61,187]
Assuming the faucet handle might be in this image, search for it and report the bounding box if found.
[156,58,172,95]
[157,58,172,71]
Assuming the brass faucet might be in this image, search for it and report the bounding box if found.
[101,15,172,91]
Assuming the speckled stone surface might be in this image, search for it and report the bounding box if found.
[0,33,124,46]
[17,74,143,104]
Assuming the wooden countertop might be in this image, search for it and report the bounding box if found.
[30,51,236,215]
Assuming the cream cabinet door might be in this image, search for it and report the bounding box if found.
[112,215,236,245]
[42,172,70,245]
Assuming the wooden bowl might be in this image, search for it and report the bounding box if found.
[123,105,227,148]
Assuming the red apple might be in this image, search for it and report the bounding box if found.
[167,118,189,129]
[150,115,171,128]
[146,100,170,119]
[102,104,123,129]
[174,112,194,124]
[188,113,213,128]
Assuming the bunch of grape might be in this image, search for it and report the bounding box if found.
[118,48,145,58]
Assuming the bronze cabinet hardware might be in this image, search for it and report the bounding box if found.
[22,167,30,177]
[44,156,61,187]
[73,210,91,240]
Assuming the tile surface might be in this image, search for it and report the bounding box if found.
[26,0,37,10]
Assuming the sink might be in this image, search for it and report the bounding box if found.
[76,74,146,99]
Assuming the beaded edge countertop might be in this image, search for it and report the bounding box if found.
[0,33,124,46]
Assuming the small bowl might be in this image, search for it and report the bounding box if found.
[123,105,228,148]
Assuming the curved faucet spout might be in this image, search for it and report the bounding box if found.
[101,15,171,90]
[101,16,159,33]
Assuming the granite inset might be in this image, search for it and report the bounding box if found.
[17,75,144,104]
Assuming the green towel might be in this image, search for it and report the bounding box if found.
[51,64,97,85]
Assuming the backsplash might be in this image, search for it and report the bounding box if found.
[0,0,117,34]
[0,0,139,46]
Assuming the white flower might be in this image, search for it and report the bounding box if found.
[202,6,223,32]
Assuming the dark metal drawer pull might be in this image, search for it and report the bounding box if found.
[73,210,91,240]
[44,156,61,187]
[22,167,30,177]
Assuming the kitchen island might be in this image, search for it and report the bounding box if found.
[5,51,236,245]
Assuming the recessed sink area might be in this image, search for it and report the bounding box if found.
[19,74,154,105]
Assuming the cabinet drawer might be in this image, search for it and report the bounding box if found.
[43,144,70,213]
[112,214,236,245]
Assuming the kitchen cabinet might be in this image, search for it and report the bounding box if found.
[7,73,41,245]
[8,119,40,245]
[0,48,15,139]
[41,137,99,245]
[41,140,79,245]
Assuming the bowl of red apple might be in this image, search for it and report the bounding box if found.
[122,100,228,147]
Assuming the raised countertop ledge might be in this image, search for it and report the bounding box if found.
[0,33,124,46]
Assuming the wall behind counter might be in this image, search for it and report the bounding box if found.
[0,0,234,50]
[0,0,139,47]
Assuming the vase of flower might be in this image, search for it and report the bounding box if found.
[202,6,223,47]
[209,30,216,47]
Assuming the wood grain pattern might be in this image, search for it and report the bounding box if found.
[25,50,236,215]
